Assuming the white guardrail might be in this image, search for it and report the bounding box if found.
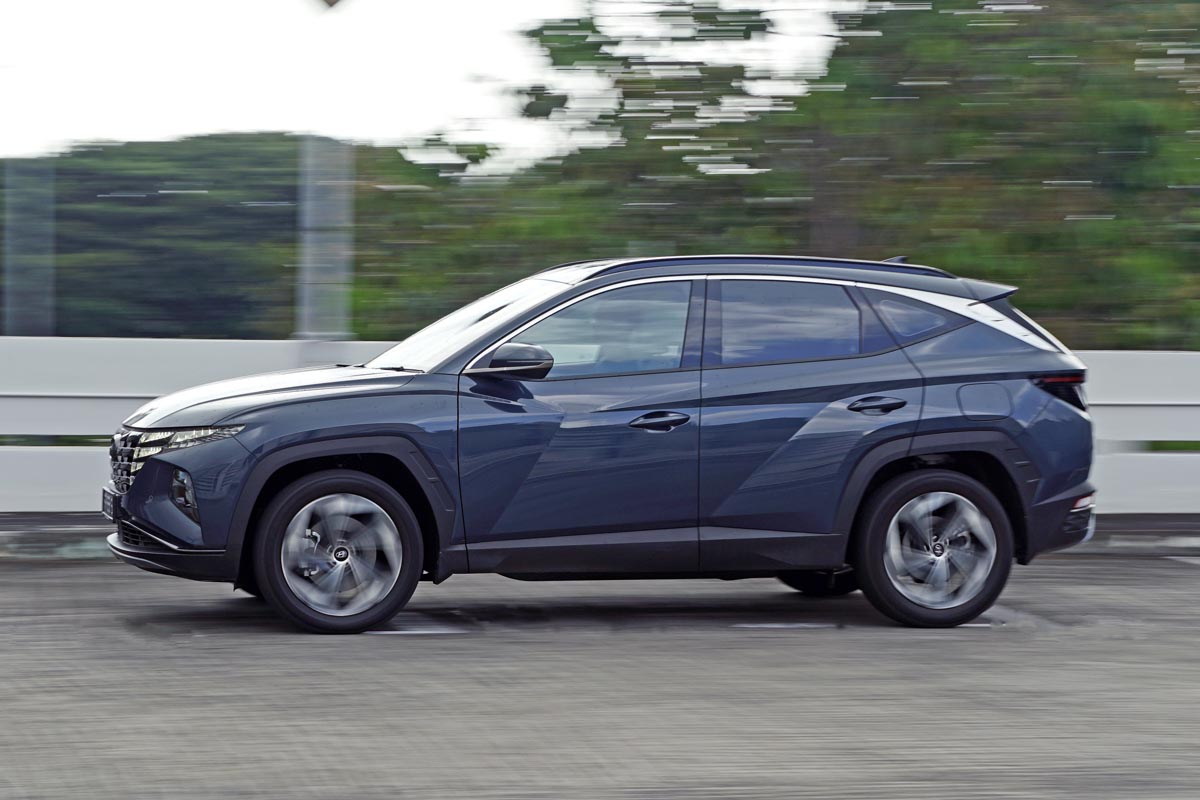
[1,338,1198,513]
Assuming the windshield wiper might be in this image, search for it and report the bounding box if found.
[337,363,423,372]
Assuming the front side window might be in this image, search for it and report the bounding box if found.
[705,280,861,367]
[514,281,693,379]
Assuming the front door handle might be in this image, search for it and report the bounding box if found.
[848,396,907,416]
[629,411,691,431]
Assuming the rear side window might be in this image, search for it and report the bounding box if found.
[705,280,861,367]
[863,289,968,346]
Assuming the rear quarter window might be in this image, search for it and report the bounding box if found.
[862,289,969,346]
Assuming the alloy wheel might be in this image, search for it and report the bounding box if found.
[280,493,404,617]
[883,491,997,610]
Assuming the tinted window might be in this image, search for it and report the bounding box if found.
[863,289,967,345]
[517,281,692,379]
[706,280,860,367]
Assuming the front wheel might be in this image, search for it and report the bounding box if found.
[853,470,1013,628]
[253,470,424,634]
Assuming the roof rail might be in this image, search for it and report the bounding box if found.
[590,254,957,280]
[533,258,605,274]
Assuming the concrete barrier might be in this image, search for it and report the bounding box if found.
[1,338,1196,512]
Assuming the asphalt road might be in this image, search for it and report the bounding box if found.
[1,550,1198,799]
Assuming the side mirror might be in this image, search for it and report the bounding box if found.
[465,342,554,380]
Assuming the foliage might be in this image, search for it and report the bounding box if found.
[2,1,1197,349]
[355,0,1200,348]
[6,135,298,338]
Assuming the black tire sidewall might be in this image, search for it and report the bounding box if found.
[253,470,424,634]
[853,469,1013,627]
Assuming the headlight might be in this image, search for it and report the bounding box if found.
[132,426,243,461]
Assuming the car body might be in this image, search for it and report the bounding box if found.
[103,254,1095,632]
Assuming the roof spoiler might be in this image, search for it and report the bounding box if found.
[961,278,1018,303]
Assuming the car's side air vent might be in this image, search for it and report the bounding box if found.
[1034,374,1087,411]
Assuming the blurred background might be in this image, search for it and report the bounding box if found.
[3,0,1197,345]
[3,5,1200,798]
[1,0,1198,510]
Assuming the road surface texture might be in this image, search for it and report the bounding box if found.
[1,542,1198,798]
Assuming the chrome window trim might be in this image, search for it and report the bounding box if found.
[703,274,858,287]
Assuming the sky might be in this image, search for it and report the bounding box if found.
[0,0,847,166]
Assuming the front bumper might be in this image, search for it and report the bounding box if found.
[102,433,255,581]
[107,527,234,582]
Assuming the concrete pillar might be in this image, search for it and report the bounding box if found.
[294,136,353,339]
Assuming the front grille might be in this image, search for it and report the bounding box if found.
[109,428,145,494]
[118,520,167,550]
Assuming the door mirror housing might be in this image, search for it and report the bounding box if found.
[466,342,554,380]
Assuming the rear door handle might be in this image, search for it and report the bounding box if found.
[847,396,907,415]
[629,411,691,431]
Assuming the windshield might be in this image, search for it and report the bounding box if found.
[366,278,567,372]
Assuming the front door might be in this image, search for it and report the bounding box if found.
[459,279,704,574]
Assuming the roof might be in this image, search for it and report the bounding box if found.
[535,254,1015,301]
[618,254,951,277]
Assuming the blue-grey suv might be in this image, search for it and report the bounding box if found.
[103,255,1095,633]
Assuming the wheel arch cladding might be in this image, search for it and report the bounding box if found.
[231,437,456,590]
[836,433,1032,565]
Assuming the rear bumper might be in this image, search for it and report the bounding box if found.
[107,531,235,583]
[1021,481,1096,562]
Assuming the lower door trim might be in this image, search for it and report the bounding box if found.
[467,527,699,574]
[699,526,845,571]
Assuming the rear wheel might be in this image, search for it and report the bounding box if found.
[853,469,1013,627]
[778,569,858,597]
[253,470,423,634]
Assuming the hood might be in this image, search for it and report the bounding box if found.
[123,365,417,429]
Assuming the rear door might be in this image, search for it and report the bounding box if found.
[698,277,923,571]
[458,278,705,574]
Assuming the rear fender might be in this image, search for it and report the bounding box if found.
[833,431,1037,560]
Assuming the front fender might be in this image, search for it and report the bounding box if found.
[225,434,460,584]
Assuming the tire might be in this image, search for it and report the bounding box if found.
[253,469,424,634]
[778,569,858,597]
[852,469,1013,628]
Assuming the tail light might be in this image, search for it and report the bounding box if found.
[1033,373,1087,411]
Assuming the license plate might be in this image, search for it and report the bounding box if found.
[101,488,117,521]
